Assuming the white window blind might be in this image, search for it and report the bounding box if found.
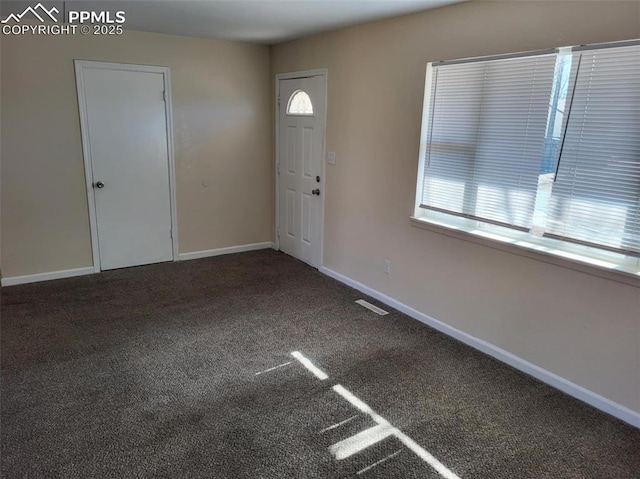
[419,42,640,259]
[421,54,557,230]
[545,46,640,255]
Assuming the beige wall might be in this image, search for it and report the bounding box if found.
[1,29,272,277]
[271,1,640,413]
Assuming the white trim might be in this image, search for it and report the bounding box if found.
[74,60,179,272]
[414,63,433,214]
[319,266,640,429]
[275,68,328,268]
[162,68,179,262]
[411,216,640,287]
[1,243,276,286]
[1,267,94,287]
[274,74,280,250]
[319,71,328,269]
[74,61,101,273]
[276,68,328,81]
[178,242,275,261]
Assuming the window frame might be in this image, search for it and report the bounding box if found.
[286,89,314,116]
[412,40,640,282]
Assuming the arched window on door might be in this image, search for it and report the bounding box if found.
[286,90,314,116]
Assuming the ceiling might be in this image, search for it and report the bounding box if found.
[1,0,465,44]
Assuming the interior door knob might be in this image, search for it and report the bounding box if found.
[94,181,105,189]
[312,189,320,196]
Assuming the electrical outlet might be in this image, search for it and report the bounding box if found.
[327,151,336,165]
[384,260,391,274]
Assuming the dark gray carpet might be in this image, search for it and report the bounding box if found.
[1,249,639,478]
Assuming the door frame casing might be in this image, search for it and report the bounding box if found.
[75,60,179,273]
[274,68,328,268]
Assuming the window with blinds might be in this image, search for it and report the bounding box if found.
[417,41,640,263]
[545,46,640,255]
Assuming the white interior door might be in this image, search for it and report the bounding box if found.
[278,75,326,268]
[78,64,175,271]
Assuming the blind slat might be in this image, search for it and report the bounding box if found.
[420,43,640,256]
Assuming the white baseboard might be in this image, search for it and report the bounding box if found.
[319,266,640,429]
[2,242,277,286]
[178,242,276,261]
[1,266,94,287]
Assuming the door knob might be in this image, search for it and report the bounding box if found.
[312,189,320,196]
[94,181,105,189]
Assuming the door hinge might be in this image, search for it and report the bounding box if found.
[162,90,166,102]
[277,163,280,175]
[170,229,173,239]
[277,227,280,238]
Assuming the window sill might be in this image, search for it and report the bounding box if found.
[410,216,640,288]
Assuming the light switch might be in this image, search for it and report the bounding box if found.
[327,151,336,165]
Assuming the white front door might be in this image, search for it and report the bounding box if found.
[277,74,326,267]
[78,63,175,271]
